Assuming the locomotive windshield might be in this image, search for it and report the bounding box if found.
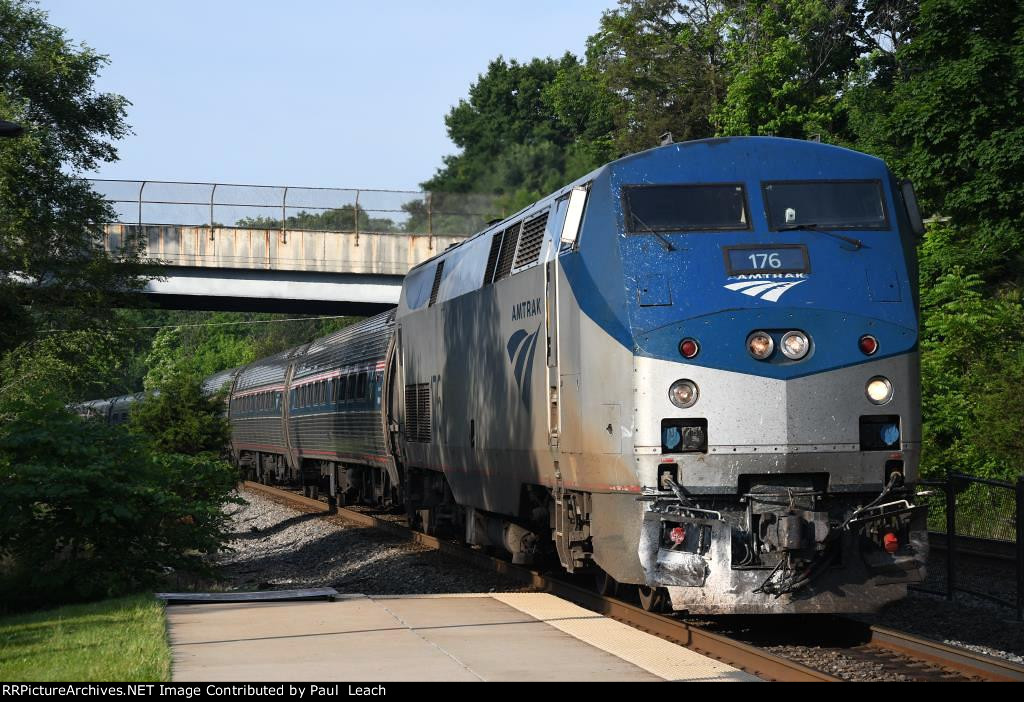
[763,180,888,230]
[624,184,748,232]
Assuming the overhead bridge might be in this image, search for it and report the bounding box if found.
[103,223,464,314]
[94,180,497,314]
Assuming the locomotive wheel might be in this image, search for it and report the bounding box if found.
[594,569,618,597]
[638,585,668,613]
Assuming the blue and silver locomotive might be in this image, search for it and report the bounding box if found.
[390,136,927,613]
[89,137,929,614]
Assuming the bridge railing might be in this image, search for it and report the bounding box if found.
[89,179,503,238]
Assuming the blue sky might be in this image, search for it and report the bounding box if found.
[40,1,614,191]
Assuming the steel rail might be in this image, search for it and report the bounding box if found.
[865,625,1024,682]
[239,481,837,682]
[927,531,1017,562]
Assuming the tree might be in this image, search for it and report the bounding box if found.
[130,373,230,456]
[423,55,585,211]
[918,267,1024,479]
[545,58,617,177]
[848,0,1024,287]
[0,0,146,358]
[0,342,238,611]
[235,205,398,233]
[715,0,859,139]
[0,388,238,611]
[139,311,358,392]
[841,0,1024,479]
[582,0,728,153]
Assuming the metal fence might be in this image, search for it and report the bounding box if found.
[88,179,504,237]
[915,472,1023,621]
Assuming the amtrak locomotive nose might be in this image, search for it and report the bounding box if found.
[615,140,926,612]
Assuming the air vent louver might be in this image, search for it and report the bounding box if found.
[493,221,521,282]
[514,212,548,268]
[405,383,431,442]
[429,260,445,306]
[483,231,503,285]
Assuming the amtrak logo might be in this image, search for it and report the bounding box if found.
[724,278,806,302]
[506,325,541,407]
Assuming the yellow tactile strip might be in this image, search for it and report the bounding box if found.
[491,593,760,682]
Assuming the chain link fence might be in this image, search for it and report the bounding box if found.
[89,179,504,237]
[915,472,1023,620]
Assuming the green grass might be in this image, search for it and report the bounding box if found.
[0,595,171,681]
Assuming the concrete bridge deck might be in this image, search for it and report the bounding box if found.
[103,224,466,313]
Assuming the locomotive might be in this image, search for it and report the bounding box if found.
[93,137,932,614]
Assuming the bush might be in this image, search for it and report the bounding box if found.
[0,392,237,612]
[919,266,1024,480]
[129,371,230,455]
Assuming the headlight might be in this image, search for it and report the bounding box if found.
[780,331,810,360]
[669,379,699,408]
[866,376,893,404]
[747,331,774,359]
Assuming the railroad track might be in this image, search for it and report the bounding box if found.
[927,531,1018,562]
[239,481,1024,682]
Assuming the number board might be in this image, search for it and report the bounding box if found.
[723,245,809,275]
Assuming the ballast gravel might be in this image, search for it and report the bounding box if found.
[213,490,529,596]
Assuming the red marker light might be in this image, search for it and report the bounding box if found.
[883,532,899,553]
[679,338,700,359]
[669,527,686,545]
[859,335,879,356]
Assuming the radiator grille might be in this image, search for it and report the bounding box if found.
[514,211,548,268]
[428,260,445,306]
[482,231,503,285]
[405,383,431,442]
[493,221,521,282]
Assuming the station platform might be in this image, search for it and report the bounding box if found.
[165,592,758,682]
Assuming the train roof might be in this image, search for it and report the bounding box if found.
[201,366,241,396]
[292,309,394,380]
[406,136,881,275]
[235,346,306,392]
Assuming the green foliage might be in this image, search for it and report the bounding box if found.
[423,55,589,212]
[860,0,1024,479]
[424,3,736,208]
[918,264,1024,479]
[849,0,1024,287]
[129,373,230,456]
[584,0,728,151]
[715,0,858,139]
[0,0,148,356]
[137,311,356,393]
[0,317,240,612]
[143,320,255,391]
[235,204,398,233]
[0,329,137,410]
[0,391,237,611]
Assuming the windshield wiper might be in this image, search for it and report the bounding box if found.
[778,223,864,250]
[630,213,677,252]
